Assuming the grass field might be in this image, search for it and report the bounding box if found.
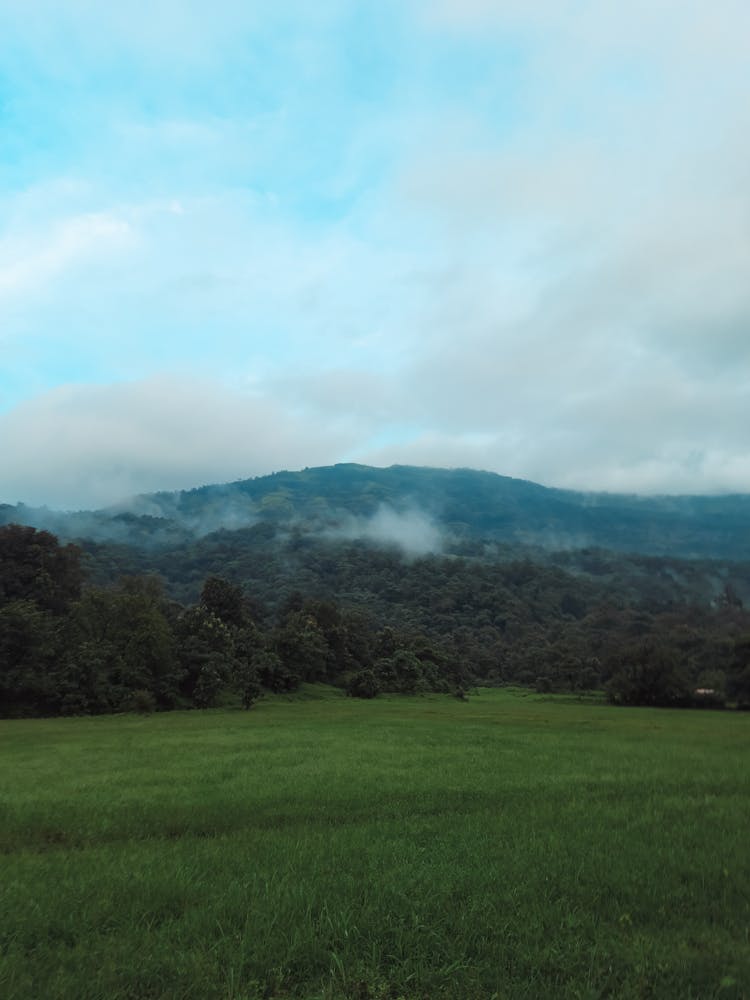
[1,688,749,999]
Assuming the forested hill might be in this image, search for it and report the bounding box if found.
[2,463,750,561]
[3,466,750,716]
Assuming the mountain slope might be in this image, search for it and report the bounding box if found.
[3,463,749,560]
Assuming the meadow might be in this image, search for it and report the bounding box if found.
[1,688,748,999]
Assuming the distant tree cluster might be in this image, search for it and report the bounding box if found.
[2,524,750,717]
[0,526,470,717]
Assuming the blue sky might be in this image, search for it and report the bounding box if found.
[1,0,749,507]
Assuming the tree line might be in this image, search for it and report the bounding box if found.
[2,524,749,716]
[0,525,468,717]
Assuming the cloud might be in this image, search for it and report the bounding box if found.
[369,1,750,493]
[0,377,356,509]
[1,2,749,501]
[331,505,444,557]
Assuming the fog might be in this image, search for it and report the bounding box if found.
[330,505,444,558]
[0,491,445,559]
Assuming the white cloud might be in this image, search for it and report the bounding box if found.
[332,505,444,557]
[0,377,356,509]
[2,1,749,501]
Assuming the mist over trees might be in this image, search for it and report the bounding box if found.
[2,513,750,716]
[5,464,750,560]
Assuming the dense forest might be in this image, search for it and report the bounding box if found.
[5,463,750,559]
[2,513,750,717]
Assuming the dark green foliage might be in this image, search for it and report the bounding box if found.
[0,523,82,613]
[10,464,750,600]
[231,623,265,708]
[347,668,381,698]
[274,610,331,684]
[69,577,180,711]
[11,462,750,558]
[200,575,246,627]
[175,605,234,707]
[730,670,750,710]
[393,649,429,693]
[192,661,224,708]
[606,642,691,707]
[56,638,125,715]
[727,636,750,708]
[0,526,82,715]
[373,650,424,694]
[5,492,750,715]
[77,522,750,694]
[238,661,262,708]
[0,600,62,715]
[131,688,157,713]
[253,648,297,693]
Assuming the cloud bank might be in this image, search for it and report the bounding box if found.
[0,378,355,509]
[331,505,443,558]
[1,1,749,504]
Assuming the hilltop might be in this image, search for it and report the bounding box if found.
[3,463,750,560]
[3,465,750,715]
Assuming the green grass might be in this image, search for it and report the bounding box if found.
[1,688,749,999]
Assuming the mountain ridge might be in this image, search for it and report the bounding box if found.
[2,462,750,560]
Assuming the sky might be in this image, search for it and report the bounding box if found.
[1,0,749,509]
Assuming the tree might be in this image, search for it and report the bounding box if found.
[606,642,691,707]
[175,605,234,707]
[68,577,180,710]
[200,576,245,627]
[0,600,61,716]
[57,637,131,715]
[274,611,330,683]
[253,648,297,693]
[237,658,262,708]
[0,526,83,716]
[728,636,750,709]
[0,524,82,613]
[374,649,424,694]
[347,668,380,699]
[230,624,264,708]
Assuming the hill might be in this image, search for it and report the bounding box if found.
[3,463,750,560]
[3,466,750,716]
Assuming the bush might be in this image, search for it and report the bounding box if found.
[239,664,262,709]
[347,669,381,699]
[131,689,156,714]
[192,664,223,708]
[606,642,690,707]
[254,649,300,693]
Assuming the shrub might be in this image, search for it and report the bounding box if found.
[131,689,156,714]
[606,642,690,707]
[347,669,381,699]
